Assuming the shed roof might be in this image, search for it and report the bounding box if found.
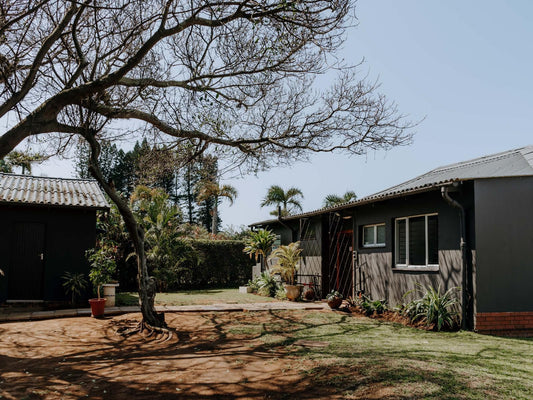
[0,173,110,210]
[251,145,533,226]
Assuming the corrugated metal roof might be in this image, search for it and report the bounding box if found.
[0,173,110,209]
[251,145,533,226]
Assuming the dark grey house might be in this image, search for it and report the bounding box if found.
[250,146,533,335]
[0,173,109,303]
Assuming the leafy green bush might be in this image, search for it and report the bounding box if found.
[275,286,287,300]
[402,284,460,331]
[255,271,280,297]
[243,229,277,261]
[188,240,254,289]
[268,242,302,285]
[86,244,117,298]
[361,297,387,315]
[62,272,88,305]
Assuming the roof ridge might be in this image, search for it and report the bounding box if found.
[0,172,97,183]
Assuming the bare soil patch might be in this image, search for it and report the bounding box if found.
[0,311,340,399]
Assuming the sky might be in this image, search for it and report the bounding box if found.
[33,1,533,230]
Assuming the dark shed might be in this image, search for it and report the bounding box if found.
[0,173,109,302]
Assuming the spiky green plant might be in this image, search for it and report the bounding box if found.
[256,271,279,297]
[403,284,460,331]
[268,242,302,285]
[243,229,277,261]
[62,272,87,305]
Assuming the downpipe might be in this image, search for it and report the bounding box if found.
[441,185,471,330]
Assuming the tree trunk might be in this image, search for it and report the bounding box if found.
[211,198,218,235]
[84,133,165,328]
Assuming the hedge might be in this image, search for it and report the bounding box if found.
[118,239,255,291]
[187,240,254,289]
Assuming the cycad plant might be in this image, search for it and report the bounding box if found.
[268,242,302,286]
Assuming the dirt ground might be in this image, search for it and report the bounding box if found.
[0,312,338,400]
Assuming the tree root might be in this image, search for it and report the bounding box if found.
[115,319,173,342]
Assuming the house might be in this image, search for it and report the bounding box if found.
[250,146,533,335]
[0,173,109,303]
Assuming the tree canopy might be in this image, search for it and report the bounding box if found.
[0,0,414,329]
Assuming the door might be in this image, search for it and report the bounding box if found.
[333,230,354,299]
[8,222,46,300]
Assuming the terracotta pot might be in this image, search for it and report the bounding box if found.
[89,298,106,317]
[303,288,315,301]
[327,297,343,309]
[284,285,302,301]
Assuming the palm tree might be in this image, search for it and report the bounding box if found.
[196,181,238,234]
[261,185,304,217]
[323,191,357,208]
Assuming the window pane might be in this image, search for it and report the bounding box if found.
[409,216,425,265]
[427,215,438,264]
[376,224,386,244]
[396,220,406,264]
[363,226,374,245]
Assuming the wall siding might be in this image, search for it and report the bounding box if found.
[354,188,472,307]
[474,177,533,314]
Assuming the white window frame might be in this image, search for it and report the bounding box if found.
[394,213,439,268]
[362,223,386,248]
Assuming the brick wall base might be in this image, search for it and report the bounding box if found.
[476,311,533,337]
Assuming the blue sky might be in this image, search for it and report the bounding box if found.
[218,0,533,228]
[35,1,533,229]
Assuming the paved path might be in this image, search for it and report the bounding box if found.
[0,302,329,323]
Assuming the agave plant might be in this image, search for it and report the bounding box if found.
[403,284,460,331]
[268,242,302,286]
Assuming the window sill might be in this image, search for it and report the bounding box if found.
[362,244,386,249]
[392,266,440,272]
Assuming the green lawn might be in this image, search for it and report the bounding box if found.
[215,310,533,399]
[116,288,280,306]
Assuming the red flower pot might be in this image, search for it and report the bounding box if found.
[89,298,106,317]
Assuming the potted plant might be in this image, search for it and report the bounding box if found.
[326,290,343,309]
[268,241,302,301]
[62,271,88,306]
[86,244,117,317]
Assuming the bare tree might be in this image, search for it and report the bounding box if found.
[0,0,414,329]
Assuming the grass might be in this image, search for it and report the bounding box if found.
[116,288,280,306]
[214,310,533,399]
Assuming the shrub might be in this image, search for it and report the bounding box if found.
[256,271,279,297]
[62,272,87,305]
[189,240,254,289]
[402,284,460,331]
[361,297,387,315]
[247,276,261,293]
[275,286,287,300]
[243,229,277,261]
[86,244,117,299]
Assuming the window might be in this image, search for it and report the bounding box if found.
[362,223,386,247]
[395,214,438,267]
